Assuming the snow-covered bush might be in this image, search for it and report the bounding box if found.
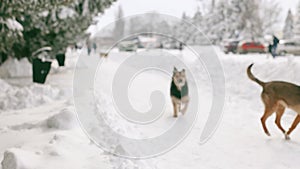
[0,58,32,78]
[45,108,77,130]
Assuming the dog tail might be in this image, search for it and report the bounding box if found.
[247,64,265,87]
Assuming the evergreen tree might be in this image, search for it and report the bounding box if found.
[0,0,69,62]
[211,0,216,12]
[283,9,294,39]
[223,0,242,39]
[260,0,280,35]
[175,12,194,43]
[157,20,171,35]
[0,0,116,62]
[128,13,164,35]
[238,0,262,39]
[191,9,204,44]
[294,2,300,39]
[204,0,227,43]
[204,0,279,43]
[113,5,125,40]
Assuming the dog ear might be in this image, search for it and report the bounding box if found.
[173,67,178,73]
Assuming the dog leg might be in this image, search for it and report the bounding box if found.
[275,105,286,134]
[261,93,275,136]
[285,115,300,140]
[171,97,181,118]
[180,97,189,115]
[173,102,178,118]
[261,109,274,136]
[181,103,188,115]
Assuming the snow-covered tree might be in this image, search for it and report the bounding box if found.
[0,0,116,62]
[204,0,227,43]
[283,9,294,39]
[203,0,279,43]
[0,0,70,62]
[211,0,216,12]
[212,0,263,40]
[113,5,125,40]
[259,0,281,35]
[193,9,203,28]
[190,9,205,44]
[174,13,195,43]
[156,20,171,35]
[128,13,157,34]
[224,0,244,39]
[238,0,263,39]
[128,12,173,37]
[294,2,300,39]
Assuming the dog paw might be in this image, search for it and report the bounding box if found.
[285,134,291,140]
[173,115,178,118]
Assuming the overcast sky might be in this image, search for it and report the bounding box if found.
[89,0,299,34]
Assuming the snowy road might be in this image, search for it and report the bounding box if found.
[1,47,300,169]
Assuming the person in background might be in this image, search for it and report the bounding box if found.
[179,42,183,51]
[92,43,97,53]
[87,46,91,55]
[267,43,273,59]
[159,42,163,49]
[271,35,279,58]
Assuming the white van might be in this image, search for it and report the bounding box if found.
[277,40,300,56]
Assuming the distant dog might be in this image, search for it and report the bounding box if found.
[170,67,189,118]
[100,52,108,58]
[247,64,300,140]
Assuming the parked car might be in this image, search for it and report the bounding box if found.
[277,40,300,56]
[222,40,239,54]
[237,41,265,54]
[118,40,137,52]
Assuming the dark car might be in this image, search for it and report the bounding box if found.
[222,40,239,54]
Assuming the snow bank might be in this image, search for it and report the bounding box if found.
[45,108,77,130]
[0,58,32,78]
[0,80,63,112]
[95,90,156,168]
[221,56,300,96]
[7,106,77,130]
[1,148,37,169]
[0,79,11,93]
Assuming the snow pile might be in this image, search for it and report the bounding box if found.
[1,148,37,169]
[0,79,11,93]
[0,80,63,111]
[45,108,77,130]
[7,107,77,131]
[64,48,84,69]
[0,58,32,78]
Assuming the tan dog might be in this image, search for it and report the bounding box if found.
[247,64,300,140]
[170,67,189,118]
[100,52,108,58]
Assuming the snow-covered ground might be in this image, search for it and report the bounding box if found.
[1,47,300,169]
